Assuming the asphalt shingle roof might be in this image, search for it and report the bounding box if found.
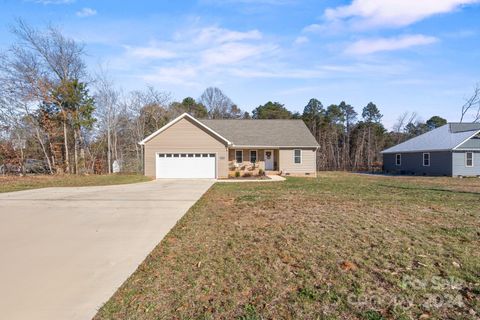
[200,119,319,147]
[382,123,480,153]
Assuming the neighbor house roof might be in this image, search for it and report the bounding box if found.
[381,123,480,154]
[200,119,319,147]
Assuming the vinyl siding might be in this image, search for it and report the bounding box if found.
[452,151,480,176]
[143,117,228,178]
[383,151,452,176]
[279,148,316,176]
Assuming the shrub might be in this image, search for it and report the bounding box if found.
[235,171,241,178]
[243,172,252,178]
[258,169,264,176]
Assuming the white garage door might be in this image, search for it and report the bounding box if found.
[156,153,216,179]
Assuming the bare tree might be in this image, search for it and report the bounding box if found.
[460,84,480,123]
[94,69,120,173]
[199,87,235,119]
[0,19,87,173]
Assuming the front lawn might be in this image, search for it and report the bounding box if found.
[95,173,480,320]
[0,174,151,193]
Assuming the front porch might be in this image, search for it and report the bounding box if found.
[228,148,280,177]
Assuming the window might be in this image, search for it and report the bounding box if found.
[423,153,430,167]
[235,150,243,163]
[294,149,302,164]
[250,150,257,163]
[395,154,401,166]
[466,152,474,167]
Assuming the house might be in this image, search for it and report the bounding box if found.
[139,113,319,179]
[382,123,480,176]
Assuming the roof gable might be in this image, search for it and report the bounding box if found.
[382,123,480,153]
[139,113,231,145]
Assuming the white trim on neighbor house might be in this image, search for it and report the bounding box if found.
[250,150,257,163]
[235,150,243,163]
[395,154,401,166]
[466,152,474,167]
[138,113,232,146]
[452,129,480,150]
[293,149,302,164]
[423,152,430,167]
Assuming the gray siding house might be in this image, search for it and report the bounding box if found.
[382,123,480,177]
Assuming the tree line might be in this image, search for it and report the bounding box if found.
[0,21,475,174]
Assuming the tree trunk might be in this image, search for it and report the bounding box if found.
[73,128,78,174]
[62,118,70,174]
[34,126,53,174]
[107,124,112,174]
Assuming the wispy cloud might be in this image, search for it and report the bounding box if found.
[321,0,480,30]
[32,0,75,4]
[345,34,438,55]
[76,7,97,17]
[293,36,309,45]
[124,45,176,59]
[302,0,480,35]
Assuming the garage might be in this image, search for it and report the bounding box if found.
[156,153,216,179]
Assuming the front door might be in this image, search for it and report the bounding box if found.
[264,150,274,170]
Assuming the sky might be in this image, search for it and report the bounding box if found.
[1,0,479,128]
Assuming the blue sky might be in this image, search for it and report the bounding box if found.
[1,0,479,128]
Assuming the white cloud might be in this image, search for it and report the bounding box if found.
[191,27,262,45]
[323,0,479,29]
[345,34,438,55]
[125,45,176,59]
[76,7,97,17]
[33,0,75,4]
[293,36,309,45]
[201,42,275,65]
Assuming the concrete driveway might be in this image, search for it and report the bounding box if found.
[0,179,214,320]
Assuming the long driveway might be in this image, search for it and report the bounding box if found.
[0,179,214,320]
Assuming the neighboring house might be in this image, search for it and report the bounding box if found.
[382,123,480,176]
[139,113,319,179]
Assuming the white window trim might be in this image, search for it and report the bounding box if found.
[293,149,302,164]
[423,152,430,167]
[235,150,243,164]
[250,150,257,163]
[465,152,474,167]
[395,154,401,166]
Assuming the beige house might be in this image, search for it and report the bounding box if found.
[139,113,319,179]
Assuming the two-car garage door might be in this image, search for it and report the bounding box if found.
[156,153,216,179]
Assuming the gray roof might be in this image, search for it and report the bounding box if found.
[200,119,319,147]
[382,123,480,153]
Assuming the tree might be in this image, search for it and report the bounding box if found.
[460,84,480,123]
[362,102,382,123]
[426,116,447,130]
[0,20,87,173]
[170,97,208,119]
[302,98,323,137]
[199,87,239,119]
[252,101,292,119]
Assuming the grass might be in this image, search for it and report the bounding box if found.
[0,174,151,193]
[95,172,480,320]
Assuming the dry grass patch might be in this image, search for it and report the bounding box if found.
[0,174,151,193]
[95,172,480,320]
